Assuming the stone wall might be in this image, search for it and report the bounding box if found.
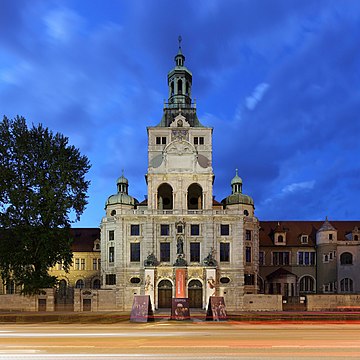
[0,289,55,312]
[242,294,282,311]
[74,289,117,311]
[306,294,360,311]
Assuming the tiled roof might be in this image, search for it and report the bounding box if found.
[259,220,360,247]
[70,228,100,252]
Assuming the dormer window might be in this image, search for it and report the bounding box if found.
[274,232,286,245]
[301,235,308,244]
[329,234,333,240]
[93,239,100,252]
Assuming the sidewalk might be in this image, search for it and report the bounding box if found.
[2,310,360,323]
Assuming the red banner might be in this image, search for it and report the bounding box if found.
[175,269,186,298]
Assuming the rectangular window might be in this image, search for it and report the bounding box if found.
[329,234,333,240]
[177,224,183,234]
[156,136,161,145]
[194,137,204,145]
[301,235,308,244]
[246,246,252,263]
[162,137,167,145]
[190,242,200,262]
[245,230,252,241]
[75,258,80,270]
[80,258,85,270]
[220,224,230,236]
[130,243,140,262]
[98,258,101,270]
[160,242,170,262]
[109,230,114,241]
[272,251,290,266]
[109,247,114,263]
[93,258,98,270]
[220,242,230,262]
[160,224,170,236]
[105,274,116,285]
[190,224,200,236]
[259,251,265,266]
[130,224,140,236]
[298,251,316,265]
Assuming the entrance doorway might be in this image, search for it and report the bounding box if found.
[158,280,172,308]
[188,280,203,308]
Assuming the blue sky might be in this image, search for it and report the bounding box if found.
[1,0,360,227]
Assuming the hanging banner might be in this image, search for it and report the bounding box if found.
[144,269,155,311]
[205,268,217,309]
[175,268,186,298]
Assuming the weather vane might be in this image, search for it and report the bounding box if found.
[178,35,182,49]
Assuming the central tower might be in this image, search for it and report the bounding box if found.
[146,39,214,212]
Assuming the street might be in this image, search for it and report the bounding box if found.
[1,320,360,359]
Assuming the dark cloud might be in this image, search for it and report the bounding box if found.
[1,0,360,227]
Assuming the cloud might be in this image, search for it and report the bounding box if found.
[282,181,315,194]
[44,8,85,42]
[245,83,270,110]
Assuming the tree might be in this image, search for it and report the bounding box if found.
[0,116,91,294]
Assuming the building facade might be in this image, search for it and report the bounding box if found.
[100,44,259,311]
[258,219,360,297]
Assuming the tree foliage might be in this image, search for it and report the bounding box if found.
[0,116,91,294]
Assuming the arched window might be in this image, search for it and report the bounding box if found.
[75,279,85,289]
[277,235,284,243]
[340,252,353,265]
[186,81,190,95]
[177,79,183,94]
[340,278,353,292]
[354,235,359,241]
[171,81,174,96]
[157,183,173,210]
[187,183,203,210]
[92,279,101,289]
[299,276,315,293]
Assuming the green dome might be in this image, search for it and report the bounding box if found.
[106,193,137,206]
[117,175,128,185]
[231,169,242,185]
[223,193,254,206]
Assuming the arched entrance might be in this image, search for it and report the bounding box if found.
[158,280,172,308]
[188,280,203,308]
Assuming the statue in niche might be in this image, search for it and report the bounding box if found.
[177,237,184,255]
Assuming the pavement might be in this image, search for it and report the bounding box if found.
[2,309,360,323]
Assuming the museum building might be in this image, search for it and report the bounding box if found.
[100,44,259,311]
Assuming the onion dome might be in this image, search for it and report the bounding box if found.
[106,173,137,206]
[222,169,254,206]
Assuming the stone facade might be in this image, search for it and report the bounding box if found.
[100,44,258,311]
